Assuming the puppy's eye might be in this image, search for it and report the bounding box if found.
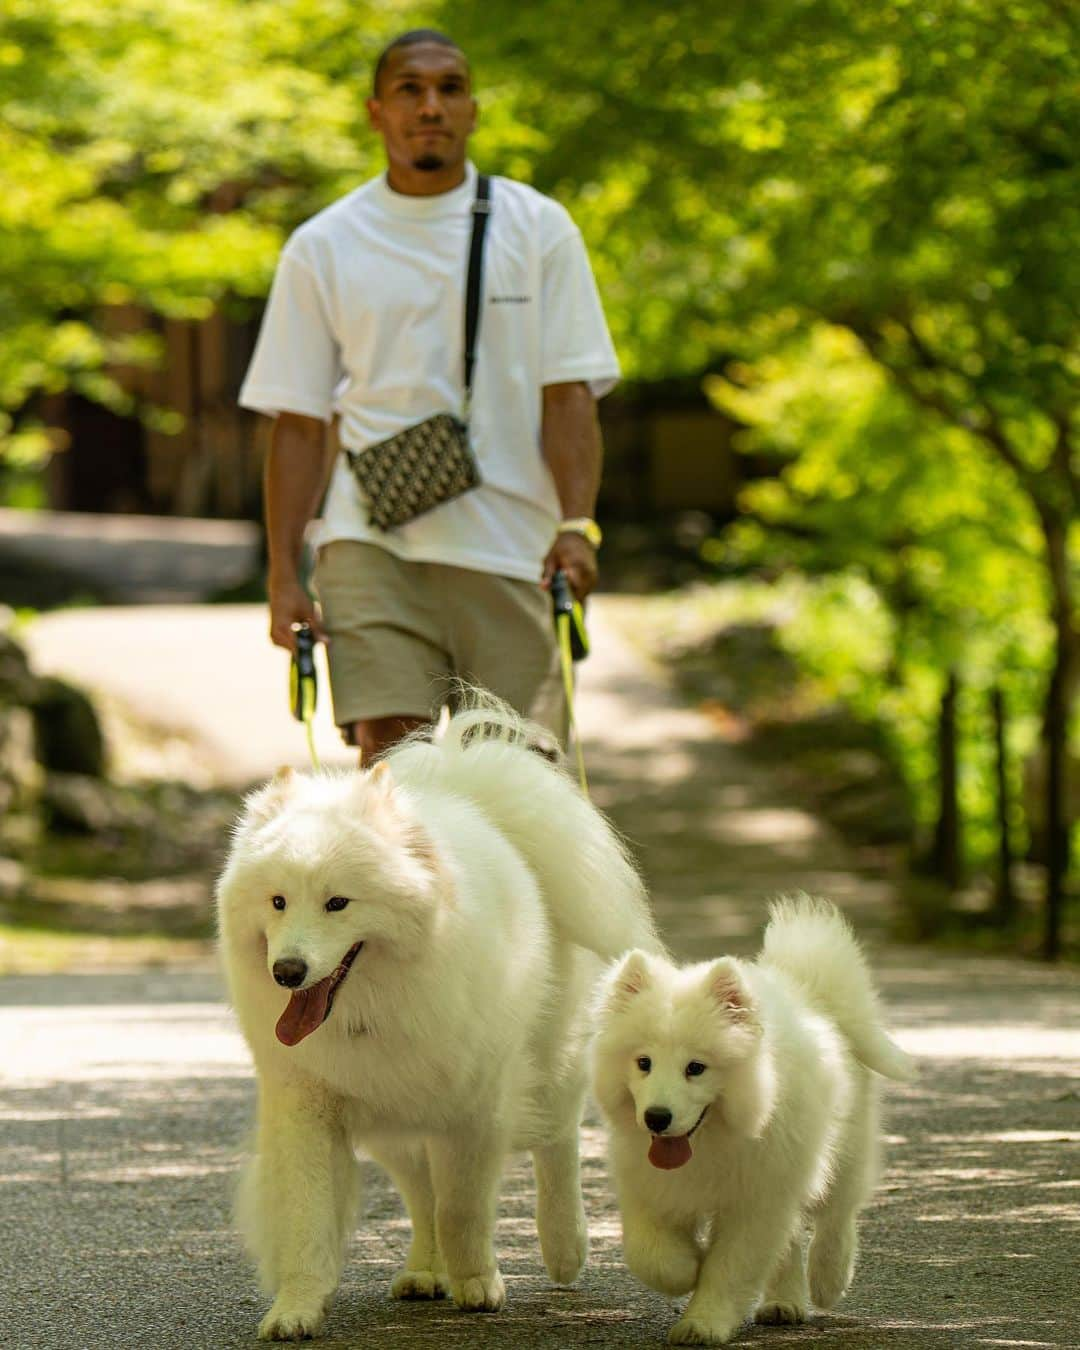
[636,1056,652,1073]
[325,896,350,913]
[685,1061,706,1078]
[271,895,286,911]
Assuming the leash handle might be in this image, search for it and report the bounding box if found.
[290,624,320,769]
[551,571,589,796]
[550,570,589,661]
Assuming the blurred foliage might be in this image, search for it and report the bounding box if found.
[2,0,1076,893]
[704,325,1053,858]
[0,0,419,462]
[443,0,1077,887]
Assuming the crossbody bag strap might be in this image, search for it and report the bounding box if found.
[462,173,491,422]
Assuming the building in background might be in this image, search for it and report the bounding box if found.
[41,306,743,527]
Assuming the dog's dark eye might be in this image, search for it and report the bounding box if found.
[685,1061,706,1077]
[271,895,286,911]
[325,896,350,913]
[636,1056,652,1073]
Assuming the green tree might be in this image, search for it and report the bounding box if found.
[447,0,1078,953]
[708,325,1050,887]
[0,0,410,468]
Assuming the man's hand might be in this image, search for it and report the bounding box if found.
[542,531,598,602]
[263,411,336,654]
[269,575,326,653]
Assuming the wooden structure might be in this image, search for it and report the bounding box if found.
[45,306,741,523]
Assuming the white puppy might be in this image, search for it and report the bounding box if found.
[592,897,914,1346]
[216,698,659,1341]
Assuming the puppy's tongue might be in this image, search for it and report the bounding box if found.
[649,1134,693,1170]
[275,977,333,1046]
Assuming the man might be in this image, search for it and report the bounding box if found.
[239,29,618,760]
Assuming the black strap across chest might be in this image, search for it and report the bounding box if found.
[462,174,491,408]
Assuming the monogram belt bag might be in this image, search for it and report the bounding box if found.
[347,174,491,531]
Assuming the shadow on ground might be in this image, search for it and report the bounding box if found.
[2,1042,1077,1349]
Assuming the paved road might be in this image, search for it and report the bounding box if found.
[4,600,1079,1348]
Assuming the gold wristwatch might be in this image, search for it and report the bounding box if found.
[558,517,603,549]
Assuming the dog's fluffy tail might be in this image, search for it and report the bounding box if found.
[388,693,662,959]
[762,895,915,1082]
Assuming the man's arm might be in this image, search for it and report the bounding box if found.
[264,411,336,652]
[540,380,603,600]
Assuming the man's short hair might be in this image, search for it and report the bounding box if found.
[372,30,468,96]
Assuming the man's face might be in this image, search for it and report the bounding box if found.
[367,44,476,176]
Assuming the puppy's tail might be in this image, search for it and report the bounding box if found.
[762,895,916,1082]
[390,691,662,960]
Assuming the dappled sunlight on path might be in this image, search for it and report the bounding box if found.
[1,601,1077,1347]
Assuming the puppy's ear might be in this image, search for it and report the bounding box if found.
[706,957,756,1021]
[359,761,396,799]
[241,766,296,827]
[604,949,653,1008]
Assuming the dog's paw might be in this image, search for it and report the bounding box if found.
[390,1267,450,1301]
[755,1300,807,1325]
[258,1294,326,1341]
[808,1220,856,1309]
[449,1268,506,1312]
[668,1314,737,1346]
[541,1214,588,1286]
[624,1229,700,1298]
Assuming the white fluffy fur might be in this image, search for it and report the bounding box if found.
[216,697,659,1340]
[592,896,915,1346]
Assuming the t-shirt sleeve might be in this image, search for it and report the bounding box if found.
[540,228,621,398]
[238,249,342,422]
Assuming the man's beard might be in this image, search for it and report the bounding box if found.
[412,152,446,172]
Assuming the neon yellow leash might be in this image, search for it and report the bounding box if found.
[290,624,321,770]
[551,570,590,798]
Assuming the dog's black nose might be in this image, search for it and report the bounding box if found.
[273,958,308,988]
[644,1107,673,1134]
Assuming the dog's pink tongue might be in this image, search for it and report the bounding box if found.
[275,978,333,1046]
[649,1134,693,1170]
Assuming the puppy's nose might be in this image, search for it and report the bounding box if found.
[273,958,308,988]
[644,1107,673,1134]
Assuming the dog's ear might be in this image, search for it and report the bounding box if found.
[604,949,653,1007]
[241,766,297,826]
[706,957,756,1021]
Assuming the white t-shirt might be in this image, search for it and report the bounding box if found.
[238,161,620,582]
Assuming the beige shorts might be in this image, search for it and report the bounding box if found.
[313,540,568,745]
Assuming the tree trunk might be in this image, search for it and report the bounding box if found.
[932,671,962,890]
[1039,514,1076,961]
[991,685,1016,926]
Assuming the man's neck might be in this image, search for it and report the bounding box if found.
[385,160,468,198]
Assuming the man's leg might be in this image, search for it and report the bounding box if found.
[313,542,451,751]
[439,565,568,750]
[346,714,429,761]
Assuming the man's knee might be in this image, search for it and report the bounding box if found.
[345,715,430,761]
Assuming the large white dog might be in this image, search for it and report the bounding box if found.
[592,897,914,1346]
[216,700,659,1341]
